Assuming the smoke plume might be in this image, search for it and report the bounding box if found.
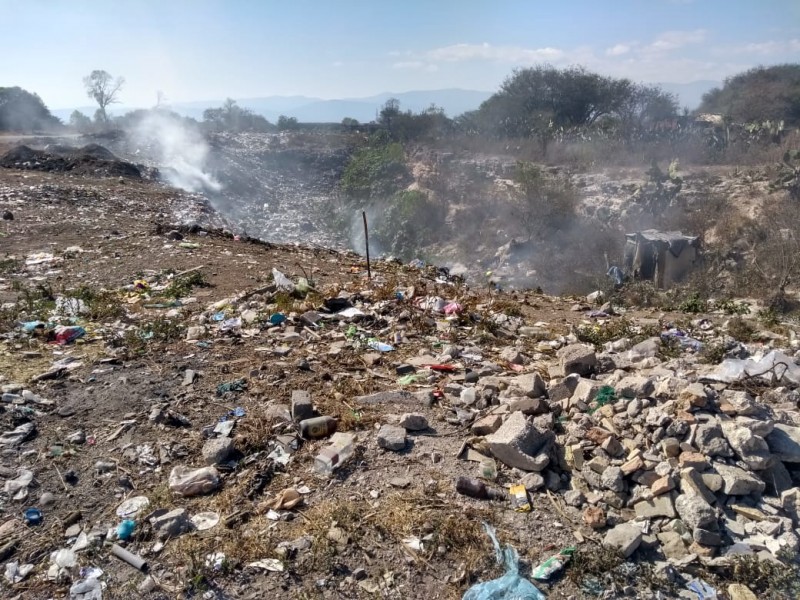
[132,111,221,193]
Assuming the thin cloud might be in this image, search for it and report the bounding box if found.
[606,43,632,57]
[723,38,800,55]
[392,61,438,72]
[426,42,564,63]
[644,29,707,53]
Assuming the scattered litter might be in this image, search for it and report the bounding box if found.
[116,496,150,518]
[191,512,220,531]
[248,558,284,572]
[462,523,545,600]
[531,547,575,580]
[687,579,718,599]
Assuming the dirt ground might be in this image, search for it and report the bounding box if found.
[1,165,795,600]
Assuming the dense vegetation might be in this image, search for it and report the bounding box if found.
[699,64,800,126]
[0,87,61,132]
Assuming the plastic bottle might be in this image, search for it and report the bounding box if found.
[313,433,356,475]
[300,416,337,439]
[479,458,497,481]
[455,477,506,500]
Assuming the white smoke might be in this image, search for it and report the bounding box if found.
[132,111,221,193]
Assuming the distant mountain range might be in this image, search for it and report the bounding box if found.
[51,82,720,125]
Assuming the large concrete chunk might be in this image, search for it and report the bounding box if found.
[557,344,597,376]
[507,373,546,398]
[695,422,734,457]
[603,523,642,558]
[713,463,765,496]
[720,421,772,470]
[486,412,553,472]
[675,494,717,531]
[202,437,234,466]
[616,375,654,399]
[635,495,676,518]
[766,424,800,463]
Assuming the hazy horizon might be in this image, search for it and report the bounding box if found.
[2,0,798,112]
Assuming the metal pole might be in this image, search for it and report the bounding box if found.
[362,211,371,279]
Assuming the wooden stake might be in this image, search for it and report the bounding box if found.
[362,211,371,279]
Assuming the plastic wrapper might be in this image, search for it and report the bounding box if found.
[168,466,221,497]
[462,523,545,600]
[706,350,800,385]
[272,268,295,291]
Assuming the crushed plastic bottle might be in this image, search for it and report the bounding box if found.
[463,522,545,600]
[272,268,295,291]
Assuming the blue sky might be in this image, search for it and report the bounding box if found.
[1,0,798,109]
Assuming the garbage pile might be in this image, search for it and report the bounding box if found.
[0,165,799,599]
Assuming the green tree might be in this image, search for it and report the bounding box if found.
[83,70,124,125]
[69,110,92,133]
[277,115,300,131]
[202,99,272,132]
[698,64,800,126]
[341,117,359,127]
[0,87,61,132]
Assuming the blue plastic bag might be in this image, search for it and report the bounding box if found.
[463,523,545,600]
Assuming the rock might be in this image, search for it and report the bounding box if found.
[693,528,722,546]
[714,463,766,495]
[202,437,234,465]
[736,416,774,438]
[727,584,758,600]
[627,338,660,362]
[471,414,503,436]
[657,531,688,559]
[601,436,624,458]
[377,425,406,451]
[661,437,681,457]
[547,374,580,402]
[781,488,800,524]
[399,413,428,431]
[603,523,643,558]
[680,468,716,505]
[149,508,191,540]
[505,396,547,415]
[617,375,654,399]
[701,472,723,493]
[679,383,708,408]
[500,347,524,365]
[695,422,734,457]
[508,373,546,398]
[675,494,717,530]
[571,378,602,404]
[650,476,675,497]
[583,506,607,529]
[621,455,644,475]
[40,492,56,508]
[678,452,709,470]
[558,344,597,376]
[521,472,545,491]
[635,495,676,518]
[485,412,553,471]
[720,390,759,416]
[688,541,716,558]
[291,390,314,421]
[720,421,772,470]
[766,424,800,463]
[601,466,625,493]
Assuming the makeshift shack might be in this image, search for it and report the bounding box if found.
[623,230,700,288]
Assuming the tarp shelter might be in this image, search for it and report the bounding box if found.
[624,230,700,288]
